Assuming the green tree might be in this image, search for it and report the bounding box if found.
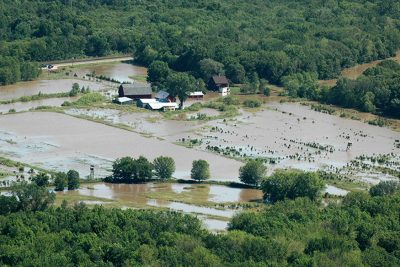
[261,170,324,202]
[191,160,210,181]
[147,60,171,88]
[69,83,80,97]
[67,170,80,190]
[153,156,175,179]
[112,156,135,182]
[54,172,67,191]
[198,58,224,81]
[11,182,55,211]
[369,181,399,197]
[166,72,197,109]
[33,172,50,187]
[132,156,153,182]
[239,160,266,186]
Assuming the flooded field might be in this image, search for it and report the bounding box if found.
[0,112,242,180]
[0,79,107,100]
[0,97,76,113]
[72,62,147,84]
[56,182,263,231]
[59,102,400,183]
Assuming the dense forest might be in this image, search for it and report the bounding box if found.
[1,0,400,86]
[0,180,399,266]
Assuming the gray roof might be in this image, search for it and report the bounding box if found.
[212,75,229,85]
[121,83,152,96]
[155,90,170,99]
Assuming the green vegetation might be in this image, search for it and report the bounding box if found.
[32,172,50,187]
[325,60,400,118]
[153,156,176,180]
[2,0,399,92]
[261,169,325,202]
[67,170,80,190]
[0,177,399,266]
[191,160,211,181]
[239,160,267,186]
[108,156,154,183]
[71,92,104,106]
[54,172,67,191]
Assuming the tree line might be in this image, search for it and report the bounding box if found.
[284,60,400,118]
[1,0,399,88]
[0,173,398,265]
[107,155,326,203]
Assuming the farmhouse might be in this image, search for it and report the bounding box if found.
[155,90,175,102]
[118,83,152,100]
[208,75,229,91]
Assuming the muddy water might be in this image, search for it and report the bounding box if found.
[0,112,242,180]
[57,182,262,231]
[0,79,106,100]
[73,62,147,84]
[34,101,400,180]
[0,97,76,113]
[176,102,400,176]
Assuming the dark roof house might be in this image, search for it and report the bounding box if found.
[118,84,152,100]
[208,75,229,91]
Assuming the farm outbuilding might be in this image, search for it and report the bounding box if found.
[118,83,152,100]
[146,102,178,111]
[188,91,204,100]
[116,97,134,105]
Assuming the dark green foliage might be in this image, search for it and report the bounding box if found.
[243,99,262,108]
[165,72,197,109]
[69,83,80,97]
[191,159,210,181]
[54,172,67,191]
[261,170,324,202]
[0,175,399,266]
[1,0,399,88]
[111,156,154,183]
[230,191,400,266]
[325,61,400,118]
[32,172,49,187]
[10,182,55,212]
[239,160,266,186]
[147,60,171,88]
[369,181,399,197]
[67,170,80,190]
[153,156,175,179]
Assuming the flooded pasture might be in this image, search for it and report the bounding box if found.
[63,101,400,181]
[0,112,242,180]
[57,182,263,231]
[0,79,107,100]
[72,62,147,84]
[0,97,76,113]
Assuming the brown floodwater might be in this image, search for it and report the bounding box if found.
[72,62,147,84]
[0,97,76,113]
[0,112,242,180]
[57,182,263,231]
[0,79,106,100]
